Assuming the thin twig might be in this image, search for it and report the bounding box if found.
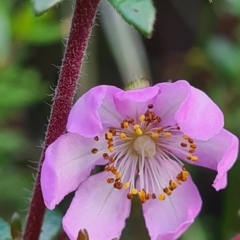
[22,0,100,239]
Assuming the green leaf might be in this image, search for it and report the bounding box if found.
[33,0,64,16]
[107,0,156,37]
[0,218,11,240]
[206,36,240,80]
[0,1,11,66]
[40,210,62,240]
[227,0,240,15]
[12,3,61,44]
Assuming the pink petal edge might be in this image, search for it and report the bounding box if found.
[62,171,131,240]
[41,133,106,209]
[142,176,202,240]
[174,80,224,140]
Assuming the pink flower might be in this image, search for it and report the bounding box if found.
[41,80,238,240]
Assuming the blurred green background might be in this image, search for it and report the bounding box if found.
[0,0,240,239]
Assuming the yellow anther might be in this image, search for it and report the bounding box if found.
[164,132,171,137]
[191,156,198,161]
[159,193,166,201]
[138,190,145,198]
[163,187,172,195]
[106,132,113,139]
[177,179,182,185]
[124,182,130,189]
[108,146,114,152]
[133,124,140,130]
[135,128,143,136]
[120,132,126,139]
[123,121,129,128]
[189,148,195,153]
[104,165,111,171]
[188,138,194,144]
[186,154,192,160]
[151,132,159,138]
[115,172,121,179]
[182,171,189,179]
[131,188,138,195]
[157,127,163,133]
[183,135,189,139]
[190,143,197,148]
[169,180,177,190]
[139,115,146,121]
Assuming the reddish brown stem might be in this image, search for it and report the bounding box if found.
[23,0,100,239]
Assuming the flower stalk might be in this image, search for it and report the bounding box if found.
[22,0,100,239]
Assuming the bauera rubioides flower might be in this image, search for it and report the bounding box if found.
[41,80,238,240]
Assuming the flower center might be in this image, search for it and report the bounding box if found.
[91,104,198,203]
[133,135,156,158]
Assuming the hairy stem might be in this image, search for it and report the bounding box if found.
[23,0,100,239]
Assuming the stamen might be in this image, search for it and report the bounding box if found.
[108,146,114,152]
[163,187,172,196]
[103,153,109,159]
[156,116,161,122]
[109,128,116,136]
[107,178,114,183]
[127,193,133,199]
[157,127,163,133]
[183,135,189,139]
[164,132,171,137]
[120,132,126,139]
[133,124,140,130]
[169,180,177,190]
[188,138,194,144]
[152,193,156,199]
[128,118,134,124]
[139,115,146,121]
[148,104,154,109]
[121,121,129,129]
[190,143,197,148]
[99,105,197,204]
[135,128,143,136]
[109,157,115,163]
[151,132,159,138]
[180,142,187,147]
[189,148,195,153]
[105,132,113,140]
[191,156,198,161]
[146,193,151,200]
[104,165,111,171]
[159,193,166,201]
[115,172,121,179]
[91,148,98,154]
[131,188,138,195]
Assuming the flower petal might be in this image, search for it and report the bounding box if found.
[67,85,122,137]
[174,83,224,140]
[62,171,131,240]
[41,133,106,209]
[154,80,190,127]
[113,86,160,120]
[191,129,238,190]
[142,177,202,240]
